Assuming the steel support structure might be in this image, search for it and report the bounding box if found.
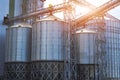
[31,61,64,80]
[64,19,71,80]
[5,0,120,24]
[4,62,30,80]
[63,1,77,80]
[8,2,71,23]
[63,2,77,79]
[70,22,77,80]
[69,12,77,80]
[94,16,106,80]
[77,64,99,80]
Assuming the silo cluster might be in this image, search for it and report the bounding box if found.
[4,15,68,80]
[3,1,120,80]
[3,18,120,80]
[3,13,120,80]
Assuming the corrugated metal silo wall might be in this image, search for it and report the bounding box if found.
[0,21,7,80]
[9,0,43,24]
[105,20,120,80]
[4,26,32,80]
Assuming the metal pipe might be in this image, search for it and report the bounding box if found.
[74,0,120,21]
[9,2,71,22]
[73,0,120,27]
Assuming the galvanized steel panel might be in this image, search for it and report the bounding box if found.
[76,32,96,64]
[32,20,67,61]
[14,0,23,16]
[105,20,120,79]
[5,26,31,62]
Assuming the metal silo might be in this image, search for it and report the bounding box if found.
[75,29,98,80]
[4,23,32,80]
[31,15,68,80]
[105,20,120,80]
[86,19,120,80]
[0,21,7,80]
[85,18,107,80]
[9,0,44,24]
[9,0,43,16]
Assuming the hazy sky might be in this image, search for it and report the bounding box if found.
[108,6,120,19]
[0,0,9,21]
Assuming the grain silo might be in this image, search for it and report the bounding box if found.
[31,15,68,80]
[4,23,32,80]
[105,20,120,80]
[86,19,120,80]
[9,0,44,24]
[75,29,98,80]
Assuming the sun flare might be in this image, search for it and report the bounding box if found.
[74,5,91,18]
[43,0,103,19]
